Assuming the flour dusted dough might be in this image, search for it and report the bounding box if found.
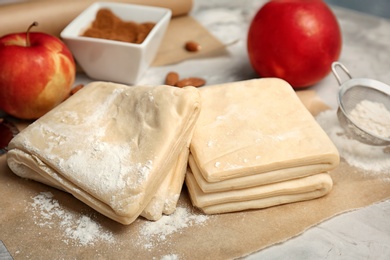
[188,154,331,193]
[190,78,339,184]
[141,148,189,220]
[7,82,201,225]
[187,78,339,214]
[186,171,333,214]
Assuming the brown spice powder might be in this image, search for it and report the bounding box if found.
[82,8,156,44]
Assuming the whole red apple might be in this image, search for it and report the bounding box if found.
[0,22,76,119]
[247,0,342,88]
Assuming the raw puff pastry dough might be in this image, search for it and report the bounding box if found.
[7,81,201,225]
[186,78,339,214]
[141,148,190,220]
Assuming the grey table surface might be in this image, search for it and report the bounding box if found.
[9,0,388,259]
[0,240,13,260]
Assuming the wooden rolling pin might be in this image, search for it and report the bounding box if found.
[0,0,193,37]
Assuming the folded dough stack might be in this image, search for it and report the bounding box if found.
[186,79,340,214]
[7,81,201,225]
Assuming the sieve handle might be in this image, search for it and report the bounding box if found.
[331,62,352,86]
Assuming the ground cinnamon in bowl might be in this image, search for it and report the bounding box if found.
[82,8,156,44]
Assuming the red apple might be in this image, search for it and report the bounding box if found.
[0,22,76,119]
[247,0,342,88]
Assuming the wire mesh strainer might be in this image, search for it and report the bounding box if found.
[331,62,390,146]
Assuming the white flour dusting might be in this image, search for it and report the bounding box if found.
[349,100,390,138]
[316,109,390,174]
[29,192,209,250]
[138,207,209,250]
[30,192,114,246]
[160,254,179,260]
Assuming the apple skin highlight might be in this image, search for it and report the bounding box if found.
[0,28,76,120]
[247,0,342,88]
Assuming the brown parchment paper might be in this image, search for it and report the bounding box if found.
[1,91,390,259]
[152,15,228,66]
[295,89,331,116]
[0,0,226,67]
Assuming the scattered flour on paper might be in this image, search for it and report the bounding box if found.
[138,206,209,250]
[30,191,114,246]
[29,192,209,255]
[160,254,179,260]
[316,109,390,175]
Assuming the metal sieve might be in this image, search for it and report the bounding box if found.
[331,61,390,146]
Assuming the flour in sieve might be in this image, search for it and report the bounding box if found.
[316,109,390,174]
[349,100,390,138]
[29,191,114,246]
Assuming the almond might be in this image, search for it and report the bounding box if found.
[165,71,179,86]
[70,84,84,96]
[176,77,206,88]
[184,41,201,52]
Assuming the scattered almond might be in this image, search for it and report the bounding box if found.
[165,71,179,86]
[164,71,206,88]
[176,77,206,88]
[184,41,201,52]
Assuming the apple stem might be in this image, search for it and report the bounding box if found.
[26,21,38,47]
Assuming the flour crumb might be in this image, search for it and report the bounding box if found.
[161,254,179,260]
[138,207,208,249]
[30,192,114,246]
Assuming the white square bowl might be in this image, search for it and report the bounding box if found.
[60,2,171,85]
